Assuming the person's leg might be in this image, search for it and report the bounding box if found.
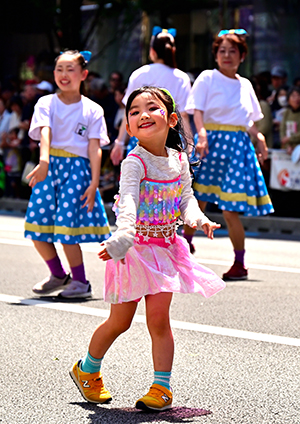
[86,301,138,362]
[135,293,173,411]
[145,292,174,373]
[32,241,70,294]
[70,301,138,403]
[182,200,207,253]
[62,243,86,282]
[33,240,59,261]
[60,244,90,298]
[222,210,245,252]
[222,210,247,280]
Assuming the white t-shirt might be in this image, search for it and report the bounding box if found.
[29,94,110,158]
[186,69,263,129]
[122,63,191,113]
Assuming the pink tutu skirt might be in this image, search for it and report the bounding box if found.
[104,235,225,304]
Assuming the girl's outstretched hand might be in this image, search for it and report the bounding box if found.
[191,220,221,240]
[98,244,125,264]
[98,245,112,261]
[81,184,97,212]
[202,221,221,239]
[27,161,48,188]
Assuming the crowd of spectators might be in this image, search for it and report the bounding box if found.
[0,64,299,204]
[251,66,300,152]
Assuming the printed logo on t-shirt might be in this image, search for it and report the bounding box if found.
[75,123,87,136]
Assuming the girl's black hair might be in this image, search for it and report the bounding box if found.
[55,50,88,95]
[125,86,187,152]
[150,34,177,68]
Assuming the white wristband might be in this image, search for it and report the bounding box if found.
[114,139,125,146]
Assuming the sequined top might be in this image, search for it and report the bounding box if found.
[114,153,182,226]
[106,145,210,262]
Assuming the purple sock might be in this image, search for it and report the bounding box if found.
[71,263,87,284]
[234,250,245,266]
[46,256,66,279]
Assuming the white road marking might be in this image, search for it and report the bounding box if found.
[1,293,300,347]
[1,238,300,274]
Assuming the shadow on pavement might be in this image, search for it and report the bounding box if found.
[70,402,212,423]
[9,295,101,307]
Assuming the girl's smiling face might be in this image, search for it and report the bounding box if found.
[54,54,88,93]
[126,92,177,153]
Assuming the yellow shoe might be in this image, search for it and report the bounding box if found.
[135,384,172,411]
[69,360,112,404]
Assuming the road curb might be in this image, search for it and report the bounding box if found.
[1,197,299,237]
[206,212,300,237]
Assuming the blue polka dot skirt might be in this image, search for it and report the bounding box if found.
[24,151,111,244]
[193,129,274,217]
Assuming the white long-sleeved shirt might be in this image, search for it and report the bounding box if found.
[105,144,210,261]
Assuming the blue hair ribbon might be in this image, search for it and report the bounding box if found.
[80,51,92,63]
[152,26,177,38]
[218,29,248,37]
[59,50,92,64]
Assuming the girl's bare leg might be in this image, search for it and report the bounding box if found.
[62,243,83,268]
[32,240,57,261]
[145,292,174,371]
[88,301,138,359]
[222,210,245,251]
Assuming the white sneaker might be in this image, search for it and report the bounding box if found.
[32,274,71,295]
[59,280,93,298]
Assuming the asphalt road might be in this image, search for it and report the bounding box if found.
[0,213,299,424]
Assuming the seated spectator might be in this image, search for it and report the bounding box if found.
[280,86,300,155]
[0,97,11,142]
[8,95,24,135]
[19,80,40,198]
[272,85,289,148]
[113,83,126,135]
[0,77,19,105]
[1,127,22,198]
[85,71,101,97]
[267,66,288,106]
[293,77,300,88]
[109,71,123,94]
[89,77,118,140]
[251,77,273,148]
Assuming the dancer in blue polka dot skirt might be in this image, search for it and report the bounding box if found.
[185,29,274,281]
[24,50,111,298]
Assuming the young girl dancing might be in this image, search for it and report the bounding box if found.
[24,50,111,298]
[70,86,225,410]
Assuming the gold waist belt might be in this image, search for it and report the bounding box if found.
[204,123,246,132]
[50,148,79,158]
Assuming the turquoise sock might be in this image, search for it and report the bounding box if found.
[80,351,103,374]
[153,371,171,391]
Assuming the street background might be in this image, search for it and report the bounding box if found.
[0,208,299,424]
[1,1,300,422]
